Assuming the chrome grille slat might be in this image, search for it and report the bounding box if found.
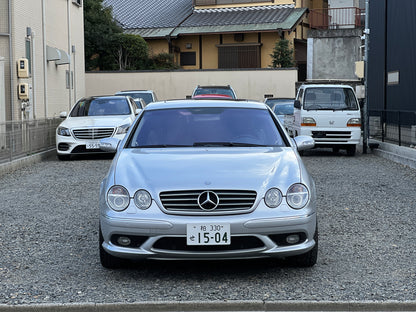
[72,128,115,140]
[160,190,257,215]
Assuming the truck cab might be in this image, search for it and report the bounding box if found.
[288,84,361,156]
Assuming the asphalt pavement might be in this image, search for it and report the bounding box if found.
[0,149,415,311]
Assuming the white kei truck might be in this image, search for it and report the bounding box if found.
[287,84,361,156]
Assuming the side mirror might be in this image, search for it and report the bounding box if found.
[135,108,142,115]
[294,135,315,151]
[294,100,301,109]
[99,138,120,153]
[59,111,67,118]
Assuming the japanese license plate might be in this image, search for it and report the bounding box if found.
[86,142,100,149]
[186,223,231,245]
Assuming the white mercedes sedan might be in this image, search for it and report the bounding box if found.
[56,95,140,160]
[98,100,317,268]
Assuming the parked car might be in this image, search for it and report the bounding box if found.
[286,84,361,156]
[115,90,158,106]
[56,95,140,160]
[192,85,237,99]
[264,98,295,125]
[98,99,317,269]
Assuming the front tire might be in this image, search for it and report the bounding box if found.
[99,227,124,269]
[288,225,318,267]
[57,154,70,161]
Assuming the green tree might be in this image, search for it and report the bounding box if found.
[270,39,295,68]
[84,0,123,70]
[112,34,149,70]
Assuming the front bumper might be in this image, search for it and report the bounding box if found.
[100,207,317,261]
[56,133,125,155]
[300,127,361,146]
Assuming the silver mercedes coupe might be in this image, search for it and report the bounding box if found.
[98,99,317,268]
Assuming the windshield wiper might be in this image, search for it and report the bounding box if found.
[193,142,266,147]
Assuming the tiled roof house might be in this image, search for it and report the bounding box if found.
[104,0,327,74]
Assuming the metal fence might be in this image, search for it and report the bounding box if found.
[309,7,364,30]
[369,110,416,147]
[0,118,61,164]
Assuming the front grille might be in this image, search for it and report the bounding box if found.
[153,236,264,252]
[72,127,115,140]
[160,190,257,215]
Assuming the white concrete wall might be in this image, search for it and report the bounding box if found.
[85,69,298,103]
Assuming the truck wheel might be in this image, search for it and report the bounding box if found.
[346,145,356,156]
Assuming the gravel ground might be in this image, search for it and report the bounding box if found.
[0,150,415,306]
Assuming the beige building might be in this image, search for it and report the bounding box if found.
[0,0,85,121]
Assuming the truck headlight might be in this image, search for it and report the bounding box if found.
[347,118,361,127]
[301,117,316,127]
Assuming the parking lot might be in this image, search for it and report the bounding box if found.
[0,149,415,308]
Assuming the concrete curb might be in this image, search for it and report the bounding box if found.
[0,149,56,177]
[370,140,416,170]
[0,300,416,312]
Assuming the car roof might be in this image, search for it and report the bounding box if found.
[300,84,354,89]
[196,85,232,89]
[81,95,130,101]
[116,90,154,93]
[145,99,267,110]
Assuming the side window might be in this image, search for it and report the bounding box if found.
[298,89,304,103]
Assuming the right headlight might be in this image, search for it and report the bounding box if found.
[57,126,71,136]
[286,184,309,209]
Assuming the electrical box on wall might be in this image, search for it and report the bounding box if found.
[18,83,29,100]
[17,58,29,78]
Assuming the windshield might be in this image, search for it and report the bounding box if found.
[303,88,359,110]
[273,103,294,115]
[128,107,285,148]
[70,98,131,117]
[193,88,235,99]
[119,92,153,104]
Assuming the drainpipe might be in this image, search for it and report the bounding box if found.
[8,0,14,120]
[67,0,72,111]
[42,0,48,117]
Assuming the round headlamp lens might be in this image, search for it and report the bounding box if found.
[265,188,283,208]
[134,190,152,210]
[287,184,309,209]
[107,185,130,211]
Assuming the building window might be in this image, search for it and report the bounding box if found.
[217,44,261,69]
[180,52,196,66]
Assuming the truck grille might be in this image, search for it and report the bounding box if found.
[159,190,257,215]
[312,131,351,142]
[72,128,115,140]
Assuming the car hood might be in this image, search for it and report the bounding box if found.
[60,115,133,128]
[112,147,302,195]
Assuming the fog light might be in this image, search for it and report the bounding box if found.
[117,236,131,246]
[286,234,300,244]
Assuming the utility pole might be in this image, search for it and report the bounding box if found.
[363,0,370,153]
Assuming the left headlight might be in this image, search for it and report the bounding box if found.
[286,184,309,209]
[57,126,70,136]
[107,185,130,211]
[116,123,130,135]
